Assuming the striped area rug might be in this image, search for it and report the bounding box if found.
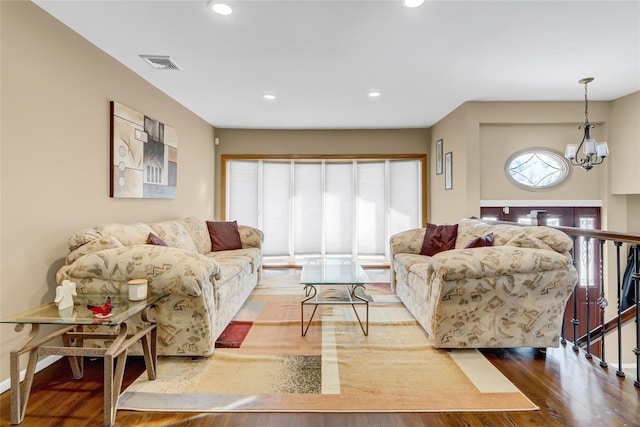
[118,273,538,413]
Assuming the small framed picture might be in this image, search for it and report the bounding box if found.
[445,152,452,190]
[436,139,443,175]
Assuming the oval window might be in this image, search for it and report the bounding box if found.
[505,148,569,190]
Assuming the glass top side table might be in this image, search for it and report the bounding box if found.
[1,293,167,427]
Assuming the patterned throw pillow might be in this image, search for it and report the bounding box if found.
[206,220,243,252]
[420,223,458,256]
[147,232,168,246]
[464,232,494,248]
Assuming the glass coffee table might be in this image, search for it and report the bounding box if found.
[1,293,167,427]
[300,258,370,336]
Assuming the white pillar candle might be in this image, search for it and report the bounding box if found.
[128,279,148,301]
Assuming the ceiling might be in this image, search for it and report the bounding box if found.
[33,0,640,129]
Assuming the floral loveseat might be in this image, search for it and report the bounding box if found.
[390,219,578,349]
[56,217,263,356]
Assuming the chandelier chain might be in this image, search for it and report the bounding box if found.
[584,82,589,126]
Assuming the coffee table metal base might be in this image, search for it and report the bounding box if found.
[301,284,369,336]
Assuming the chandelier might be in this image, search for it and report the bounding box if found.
[564,77,609,171]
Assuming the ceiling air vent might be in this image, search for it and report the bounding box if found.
[139,55,182,70]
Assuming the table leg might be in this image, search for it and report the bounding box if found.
[103,323,129,427]
[9,323,43,425]
[301,284,319,336]
[140,306,158,380]
[9,348,39,425]
[62,329,84,379]
[350,284,369,336]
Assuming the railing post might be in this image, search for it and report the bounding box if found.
[584,236,592,360]
[615,241,625,378]
[633,244,640,388]
[571,235,580,352]
[597,239,607,368]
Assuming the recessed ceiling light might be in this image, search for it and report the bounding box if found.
[368,91,381,98]
[210,2,232,15]
[403,0,425,7]
[263,93,276,100]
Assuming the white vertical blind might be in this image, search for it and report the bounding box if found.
[228,160,259,226]
[325,162,354,254]
[226,158,422,261]
[261,162,291,256]
[389,160,420,236]
[356,162,386,256]
[294,163,323,255]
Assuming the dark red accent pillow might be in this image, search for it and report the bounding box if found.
[464,232,494,249]
[147,232,168,246]
[420,223,458,256]
[206,220,243,252]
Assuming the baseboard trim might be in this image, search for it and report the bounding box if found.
[0,355,62,394]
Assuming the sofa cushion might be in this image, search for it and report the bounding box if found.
[208,248,262,274]
[179,217,213,254]
[464,233,494,248]
[505,233,554,252]
[455,218,573,252]
[420,223,458,256]
[67,222,154,251]
[149,220,199,253]
[147,232,168,246]
[455,219,520,248]
[524,226,574,253]
[65,236,124,264]
[207,221,243,252]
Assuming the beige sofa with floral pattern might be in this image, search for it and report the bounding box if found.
[56,217,263,356]
[390,219,578,349]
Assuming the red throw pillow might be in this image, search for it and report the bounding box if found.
[206,220,243,252]
[147,232,168,246]
[464,232,494,248]
[420,223,458,256]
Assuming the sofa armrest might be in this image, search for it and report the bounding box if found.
[429,246,576,282]
[56,245,220,297]
[390,228,425,257]
[238,225,264,249]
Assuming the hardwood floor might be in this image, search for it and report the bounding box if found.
[1,344,637,427]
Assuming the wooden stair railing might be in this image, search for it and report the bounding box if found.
[576,305,637,347]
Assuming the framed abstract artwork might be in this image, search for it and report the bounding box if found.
[110,101,177,198]
[436,139,443,175]
[445,151,453,190]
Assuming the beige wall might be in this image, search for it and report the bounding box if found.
[0,2,215,384]
[213,128,430,219]
[429,104,469,223]
[610,91,640,195]
[479,123,603,201]
[627,195,640,232]
[429,101,611,224]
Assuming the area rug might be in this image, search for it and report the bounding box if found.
[119,272,538,413]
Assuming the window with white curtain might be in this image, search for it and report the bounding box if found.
[223,156,425,263]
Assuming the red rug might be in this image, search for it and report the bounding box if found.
[215,320,253,348]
